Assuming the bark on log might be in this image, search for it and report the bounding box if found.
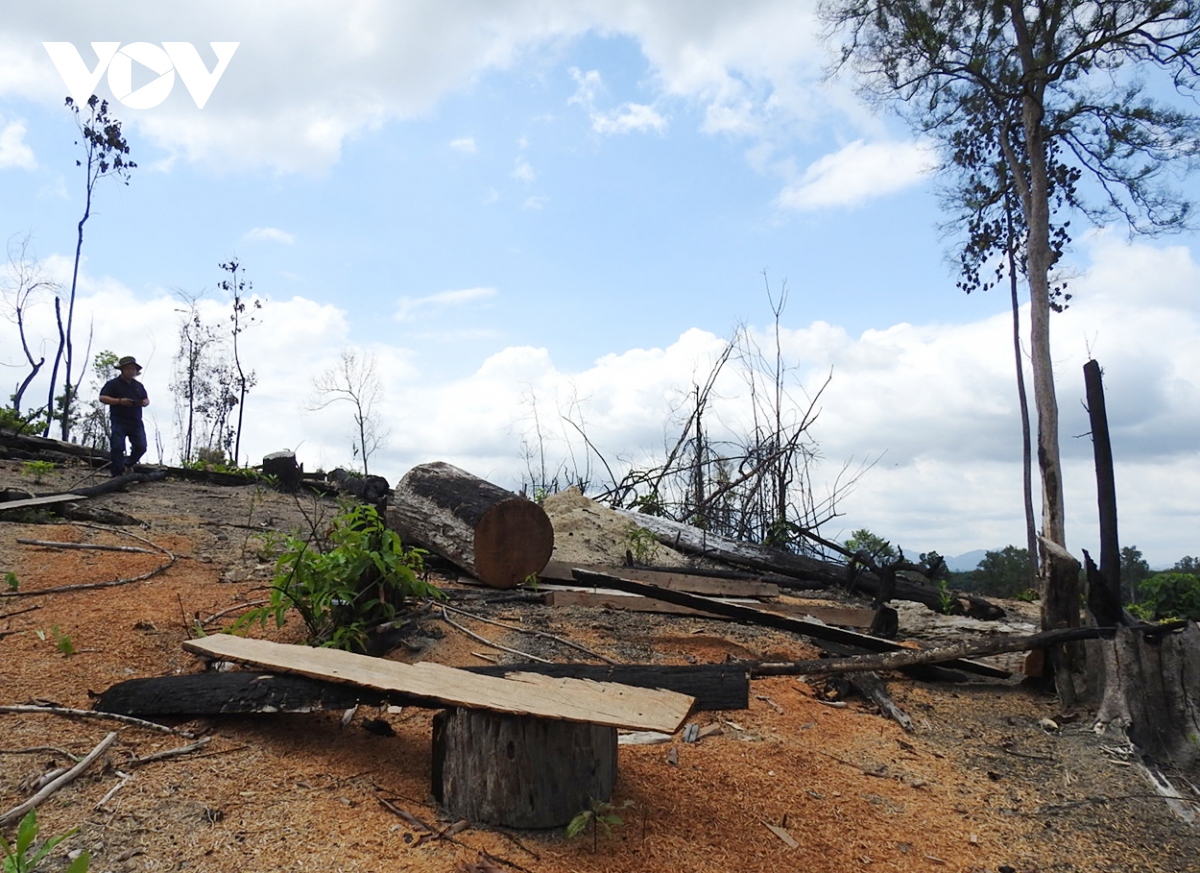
[432,707,617,828]
[389,462,553,589]
[618,510,1006,620]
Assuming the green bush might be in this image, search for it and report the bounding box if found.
[1134,572,1200,621]
[234,503,441,650]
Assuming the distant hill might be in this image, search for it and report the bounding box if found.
[944,549,989,573]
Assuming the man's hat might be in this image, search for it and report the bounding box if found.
[116,355,142,373]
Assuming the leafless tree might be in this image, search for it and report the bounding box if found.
[309,349,389,475]
[1,233,58,422]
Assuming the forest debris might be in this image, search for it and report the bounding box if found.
[0,704,196,737]
[0,731,118,826]
[763,821,799,848]
[756,695,785,714]
[619,731,673,745]
[17,538,156,554]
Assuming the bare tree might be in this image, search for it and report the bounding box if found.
[47,96,135,440]
[309,349,389,475]
[217,258,260,465]
[1,233,58,425]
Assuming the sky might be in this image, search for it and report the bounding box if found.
[0,1,1197,568]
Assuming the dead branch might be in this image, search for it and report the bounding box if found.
[0,731,118,826]
[0,704,196,737]
[16,538,156,554]
[125,736,212,768]
[750,625,1117,677]
[441,602,618,665]
[200,599,270,627]
[438,607,552,664]
[93,769,132,810]
[0,603,41,620]
[0,525,177,598]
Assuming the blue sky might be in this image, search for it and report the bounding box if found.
[1,2,1198,567]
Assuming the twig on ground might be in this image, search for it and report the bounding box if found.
[0,746,80,761]
[201,599,270,627]
[0,731,118,826]
[125,736,212,767]
[17,538,156,554]
[441,602,618,665]
[94,770,132,810]
[0,704,196,737]
[817,750,890,779]
[438,608,552,664]
[0,604,42,620]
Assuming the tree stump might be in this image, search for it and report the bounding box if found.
[261,451,301,491]
[432,708,616,828]
[388,462,553,588]
[1092,622,1200,769]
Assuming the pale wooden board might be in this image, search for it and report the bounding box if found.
[0,493,85,511]
[183,635,694,733]
[541,560,780,598]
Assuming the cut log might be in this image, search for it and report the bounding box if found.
[389,462,553,589]
[572,568,1010,678]
[432,707,617,828]
[618,510,1006,620]
[183,635,694,732]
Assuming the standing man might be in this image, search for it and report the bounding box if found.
[99,355,149,477]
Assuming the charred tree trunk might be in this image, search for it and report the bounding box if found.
[432,708,617,828]
[389,462,553,589]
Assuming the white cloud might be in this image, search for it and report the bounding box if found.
[523,195,549,210]
[0,118,36,169]
[449,136,477,154]
[591,102,666,135]
[0,2,845,174]
[242,226,295,245]
[777,140,939,210]
[511,159,535,182]
[394,286,497,322]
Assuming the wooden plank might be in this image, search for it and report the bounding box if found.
[541,560,779,598]
[0,493,85,511]
[183,635,694,732]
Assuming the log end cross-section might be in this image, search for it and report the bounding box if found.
[390,462,553,589]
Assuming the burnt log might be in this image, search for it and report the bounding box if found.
[94,662,745,715]
[389,462,553,589]
[94,672,402,715]
[432,707,616,828]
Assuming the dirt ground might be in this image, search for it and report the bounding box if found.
[1,458,1198,873]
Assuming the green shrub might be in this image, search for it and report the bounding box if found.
[234,503,441,650]
[1135,572,1200,621]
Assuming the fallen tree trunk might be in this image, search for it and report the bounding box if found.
[749,624,1118,677]
[389,462,553,589]
[617,510,1006,620]
[572,568,1009,678]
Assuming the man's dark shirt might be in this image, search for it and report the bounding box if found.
[100,377,148,423]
